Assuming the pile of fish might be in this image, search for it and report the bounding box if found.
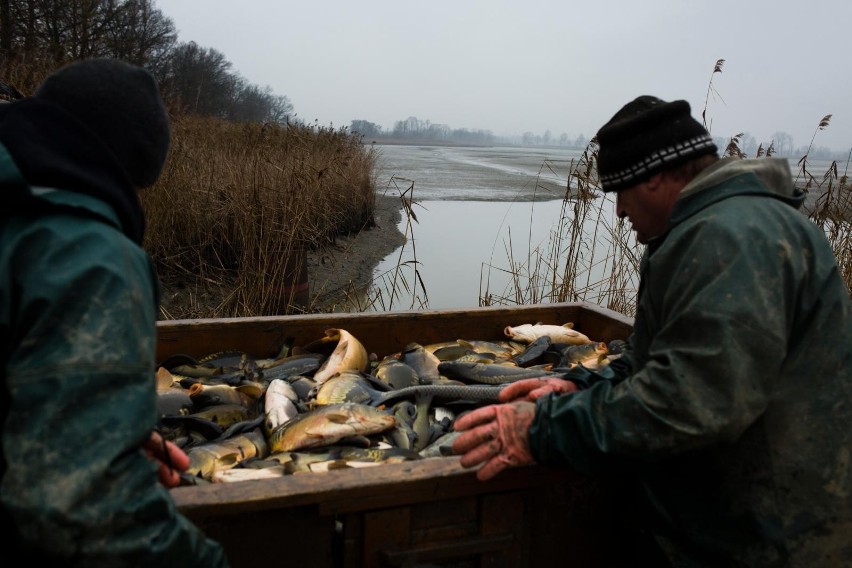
[156,322,624,484]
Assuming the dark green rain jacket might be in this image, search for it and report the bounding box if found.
[0,99,228,566]
[530,158,852,567]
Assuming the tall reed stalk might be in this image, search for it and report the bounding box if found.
[142,115,378,318]
[489,122,852,318]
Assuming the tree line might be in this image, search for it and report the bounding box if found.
[350,116,594,148]
[0,0,293,123]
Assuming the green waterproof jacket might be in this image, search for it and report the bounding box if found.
[0,148,228,566]
[530,158,852,567]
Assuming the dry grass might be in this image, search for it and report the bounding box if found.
[479,143,642,316]
[141,115,378,318]
[488,132,852,318]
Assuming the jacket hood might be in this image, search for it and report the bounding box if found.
[0,97,145,243]
[670,157,805,226]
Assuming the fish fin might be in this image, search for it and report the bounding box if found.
[156,367,175,391]
[326,411,351,424]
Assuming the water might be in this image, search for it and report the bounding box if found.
[373,144,587,202]
[368,144,838,311]
[371,144,627,310]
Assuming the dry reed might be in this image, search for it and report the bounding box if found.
[142,115,378,318]
[488,124,852,318]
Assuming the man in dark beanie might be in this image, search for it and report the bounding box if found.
[0,59,229,566]
[453,95,852,566]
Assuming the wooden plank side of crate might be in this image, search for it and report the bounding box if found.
[173,457,586,518]
[189,503,334,568]
[156,302,634,362]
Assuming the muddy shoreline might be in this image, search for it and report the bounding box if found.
[307,193,406,311]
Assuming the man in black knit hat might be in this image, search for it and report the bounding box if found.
[0,59,229,566]
[453,95,852,566]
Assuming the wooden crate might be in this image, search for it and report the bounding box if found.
[163,302,635,568]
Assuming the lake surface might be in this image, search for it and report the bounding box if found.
[370,144,629,310]
[368,144,838,312]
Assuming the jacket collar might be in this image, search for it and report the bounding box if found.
[669,157,805,226]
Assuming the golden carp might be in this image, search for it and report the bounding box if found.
[399,342,441,384]
[267,402,396,453]
[188,383,256,409]
[313,371,385,406]
[458,339,521,360]
[188,403,255,427]
[374,356,420,389]
[186,429,268,481]
[504,322,592,345]
[312,328,370,385]
[556,341,609,367]
[427,342,477,361]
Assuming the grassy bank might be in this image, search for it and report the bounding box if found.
[141,116,378,318]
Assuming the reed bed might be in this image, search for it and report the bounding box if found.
[484,134,852,318]
[479,143,642,317]
[141,115,378,318]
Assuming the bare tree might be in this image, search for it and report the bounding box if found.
[104,0,176,72]
[1,1,294,124]
[771,131,794,157]
[162,41,235,117]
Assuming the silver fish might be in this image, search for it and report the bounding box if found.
[438,360,564,385]
[264,378,300,434]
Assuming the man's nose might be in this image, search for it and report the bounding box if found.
[615,192,626,219]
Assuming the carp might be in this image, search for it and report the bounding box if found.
[267,402,396,453]
[186,428,268,481]
[312,328,370,385]
[504,322,592,345]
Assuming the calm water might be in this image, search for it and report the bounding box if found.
[368,144,837,311]
[371,144,626,310]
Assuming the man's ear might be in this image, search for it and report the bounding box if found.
[645,172,664,191]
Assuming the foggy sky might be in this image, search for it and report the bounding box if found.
[155,0,851,153]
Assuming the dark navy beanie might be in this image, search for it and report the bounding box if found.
[596,96,718,192]
[35,58,170,188]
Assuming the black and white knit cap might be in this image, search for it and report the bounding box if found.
[35,58,170,188]
[596,96,718,192]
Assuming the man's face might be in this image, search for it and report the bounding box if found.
[614,173,677,244]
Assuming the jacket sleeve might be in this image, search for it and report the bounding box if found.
[530,218,784,475]
[3,215,229,567]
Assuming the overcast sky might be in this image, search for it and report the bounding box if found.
[156,0,851,152]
